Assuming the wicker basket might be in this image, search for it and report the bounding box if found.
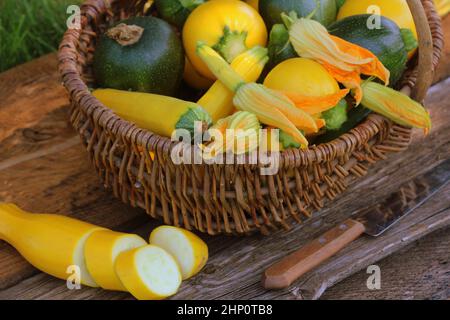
[58,0,443,235]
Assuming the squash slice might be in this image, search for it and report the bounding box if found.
[150,226,209,280]
[85,230,147,291]
[115,245,182,300]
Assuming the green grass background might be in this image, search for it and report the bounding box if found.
[0,0,81,72]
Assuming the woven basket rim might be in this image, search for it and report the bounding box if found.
[58,0,443,167]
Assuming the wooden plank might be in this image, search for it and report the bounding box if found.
[253,189,450,300]
[322,227,450,300]
[0,55,68,143]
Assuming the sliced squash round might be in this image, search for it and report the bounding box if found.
[115,245,182,300]
[149,226,208,280]
[84,230,147,291]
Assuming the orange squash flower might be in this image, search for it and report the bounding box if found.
[281,88,350,115]
[283,14,390,104]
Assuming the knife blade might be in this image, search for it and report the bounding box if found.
[358,159,450,236]
[262,159,450,289]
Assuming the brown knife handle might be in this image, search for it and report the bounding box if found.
[262,219,366,289]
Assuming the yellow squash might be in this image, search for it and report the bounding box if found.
[149,226,209,280]
[183,0,267,79]
[337,0,417,57]
[264,58,340,97]
[84,230,147,291]
[0,203,105,287]
[115,245,182,300]
[198,46,268,122]
[284,16,389,105]
[93,89,212,138]
[264,58,349,117]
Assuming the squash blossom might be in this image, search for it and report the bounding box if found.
[361,81,431,132]
[196,43,318,148]
[202,111,261,158]
[283,13,390,104]
[281,89,350,115]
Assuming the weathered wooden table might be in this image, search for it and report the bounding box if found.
[0,17,449,300]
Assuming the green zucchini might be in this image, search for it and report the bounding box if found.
[93,16,184,96]
[259,0,337,30]
[328,14,417,86]
[154,0,205,29]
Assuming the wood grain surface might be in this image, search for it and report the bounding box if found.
[0,16,449,300]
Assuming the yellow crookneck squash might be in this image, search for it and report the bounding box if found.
[198,46,269,122]
[183,0,268,80]
[0,203,105,287]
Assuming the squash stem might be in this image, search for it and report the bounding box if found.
[196,42,246,92]
[175,105,212,141]
[281,12,297,29]
[106,23,144,46]
[280,0,320,29]
[213,27,249,64]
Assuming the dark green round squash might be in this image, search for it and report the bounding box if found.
[93,16,184,96]
[328,14,414,86]
[259,0,337,30]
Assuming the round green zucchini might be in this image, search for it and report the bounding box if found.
[259,0,337,30]
[93,16,184,96]
[328,14,417,86]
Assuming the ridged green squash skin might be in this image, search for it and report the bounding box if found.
[328,14,408,86]
[259,0,337,30]
[93,16,184,96]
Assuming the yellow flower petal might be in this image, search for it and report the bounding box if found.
[361,81,431,132]
[287,17,390,103]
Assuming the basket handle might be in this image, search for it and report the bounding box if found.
[406,0,434,102]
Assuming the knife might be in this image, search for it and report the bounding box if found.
[262,159,450,289]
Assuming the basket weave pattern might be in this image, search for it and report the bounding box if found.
[58,0,443,235]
